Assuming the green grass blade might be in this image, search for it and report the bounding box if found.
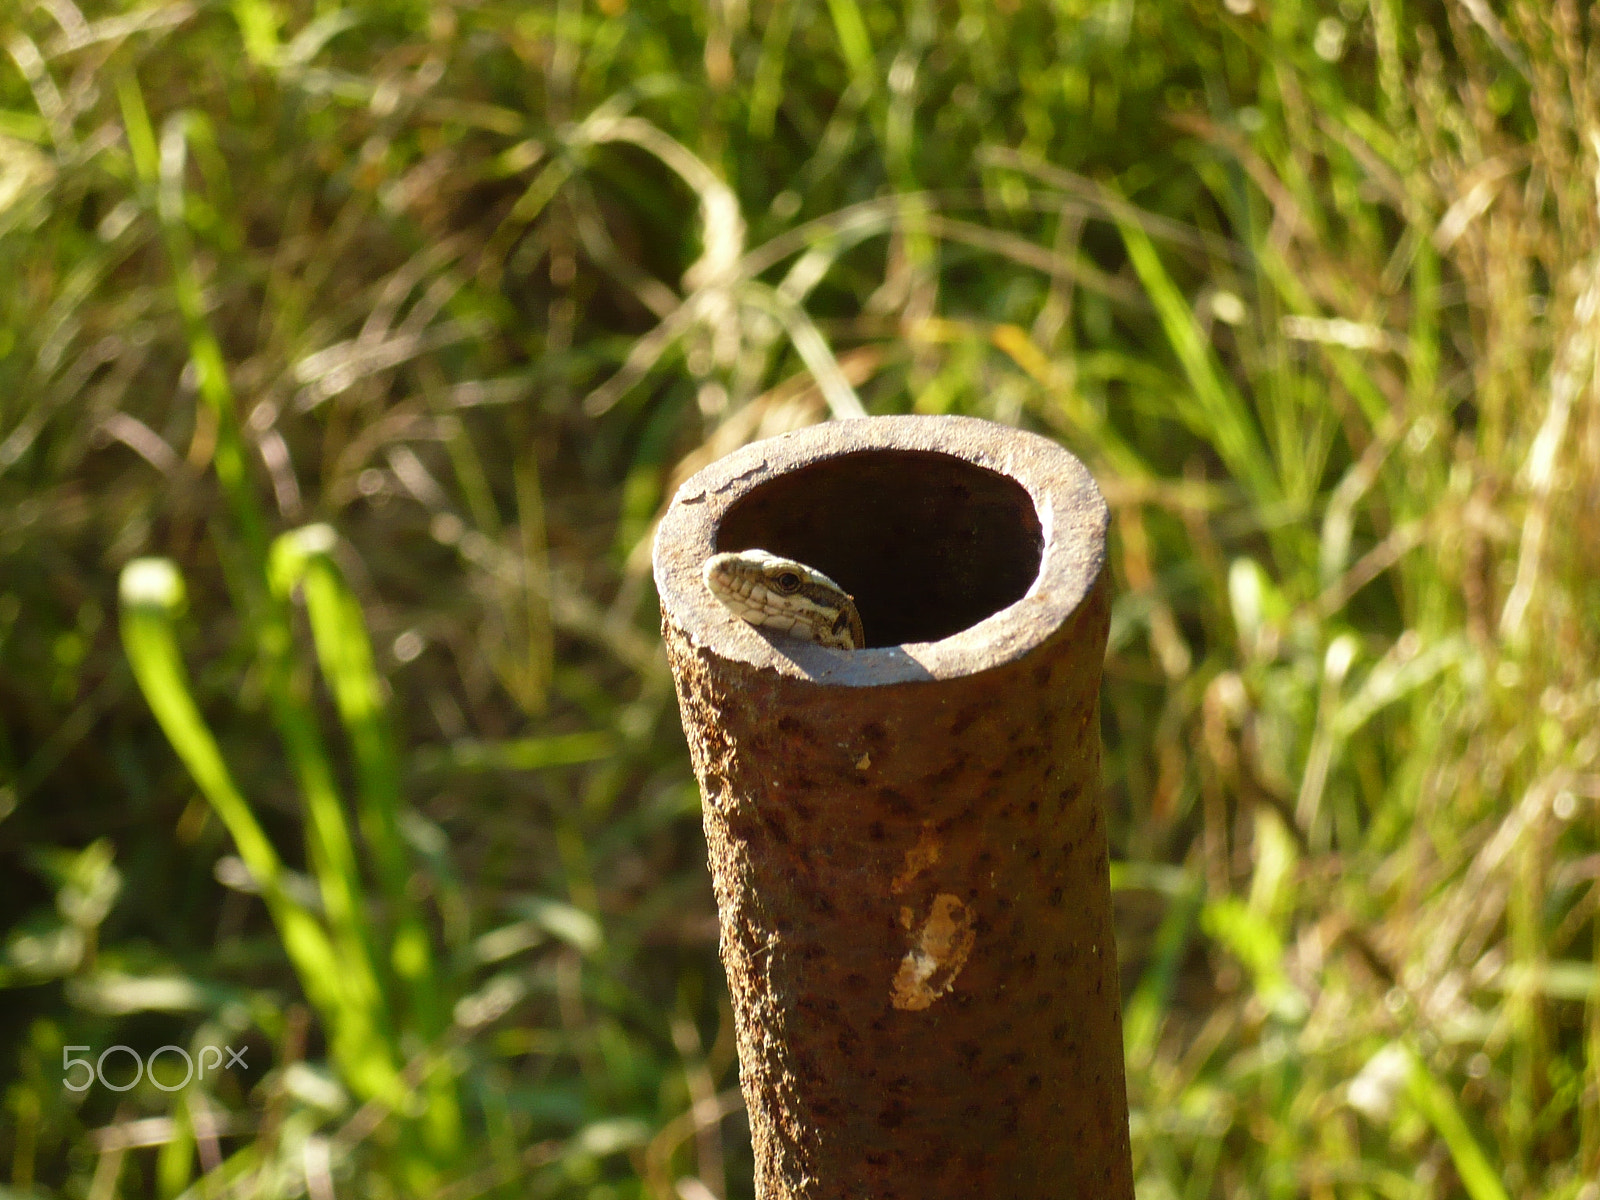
[119,562,279,886]
[415,732,615,774]
[1200,896,1306,1023]
[270,528,436,1002]
[117,74,270,572]
[117,560,372,1081]
[1123,876,1204,1065]
[1255,244,1394,435]
[749,0,797,139]
[229,0,282,67]
[1116,215,1279,505]
[823,0,875,91]
[1404,1048,1512,1200]
[157,119,270,570]
[271,526,467,1161]
[268,532,404,886]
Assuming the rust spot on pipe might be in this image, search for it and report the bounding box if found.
[891,892,976,1011]
[889,822,941,894]
[654,415,1132,1199]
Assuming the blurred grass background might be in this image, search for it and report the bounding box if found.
[1,0,1597,1196]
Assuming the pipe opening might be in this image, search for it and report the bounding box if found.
[714,449,1043,648]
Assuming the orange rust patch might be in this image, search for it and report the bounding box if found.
[891,893,977,1012]
[889,822,942,895]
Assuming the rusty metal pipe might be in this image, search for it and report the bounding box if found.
[654,415,1131,1199]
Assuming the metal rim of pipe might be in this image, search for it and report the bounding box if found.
[654,415,1133,1199]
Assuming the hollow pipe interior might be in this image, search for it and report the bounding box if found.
[714,450,1043,647]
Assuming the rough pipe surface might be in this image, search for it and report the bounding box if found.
[653,415,1132,1199]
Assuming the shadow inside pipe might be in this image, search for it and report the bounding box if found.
[714,449,1043,648]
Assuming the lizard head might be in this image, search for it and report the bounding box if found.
[702,549,865,650]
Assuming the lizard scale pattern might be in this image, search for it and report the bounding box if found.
[702,549,865,650]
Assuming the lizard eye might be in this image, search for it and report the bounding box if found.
[775,571,802,593]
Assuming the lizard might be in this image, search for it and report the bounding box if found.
[702,549,865,650]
